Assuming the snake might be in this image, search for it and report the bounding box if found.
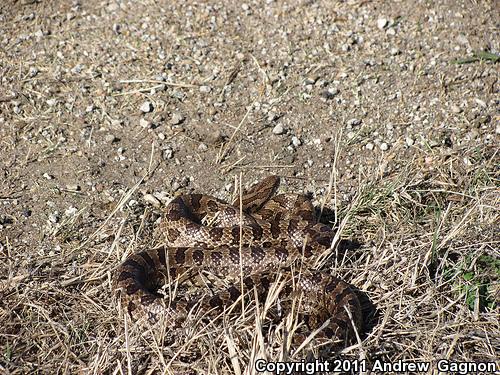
[114,176,362,347]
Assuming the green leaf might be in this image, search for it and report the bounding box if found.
[462,271,474,281]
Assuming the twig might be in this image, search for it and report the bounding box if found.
[216,105,252,164]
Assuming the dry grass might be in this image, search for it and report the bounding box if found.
[1,143,498,374]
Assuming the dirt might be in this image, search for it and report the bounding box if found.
[0,0,498,374]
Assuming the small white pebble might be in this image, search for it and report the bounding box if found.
[377,18,388,30]
[71,64,83,74]
[291,136,301,147]
[267,112,278,122]
[405,137,415,146]
[199,85,212,93]
[66,184,80,191]
[29,67,39,77]
[48,212,60,224]
[139,118,151,128]
[163,148,174,159]
[366,142,374,150]
[380,142,389,151]
[140,101,153,113]
[64,206,78,216]
[272,124,284,135]
[170,112,185,125]
[347,118,361,127]
[143,194,161,207]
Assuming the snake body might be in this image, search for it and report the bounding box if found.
[114,176,362,346]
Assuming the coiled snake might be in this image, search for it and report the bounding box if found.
[114,176,362,347]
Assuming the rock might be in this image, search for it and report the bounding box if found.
[29,67,39,77]
[377,18,388,30]
[64,206,78,216]
[139,118,151,128]
[172,182,180,191]
[163,148,174,160]
[104,134,118,143]
[66,184,81,191]
[71,64,83,74]
[366,142,374,150]
[140,101,153,113]
[321,87,339,99]
[199,85,212,93]
[451,105,462,114]
[347,118,361,127]
[170,112,185,125]
[291,136,301,147]
[405,137,415,146]
[143,193,161,207]
[267,111,279,122]
[48,212,60,224]
[272,124,285,135]
[380,142,389,151]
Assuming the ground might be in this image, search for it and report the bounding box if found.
[0,0,498,374]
